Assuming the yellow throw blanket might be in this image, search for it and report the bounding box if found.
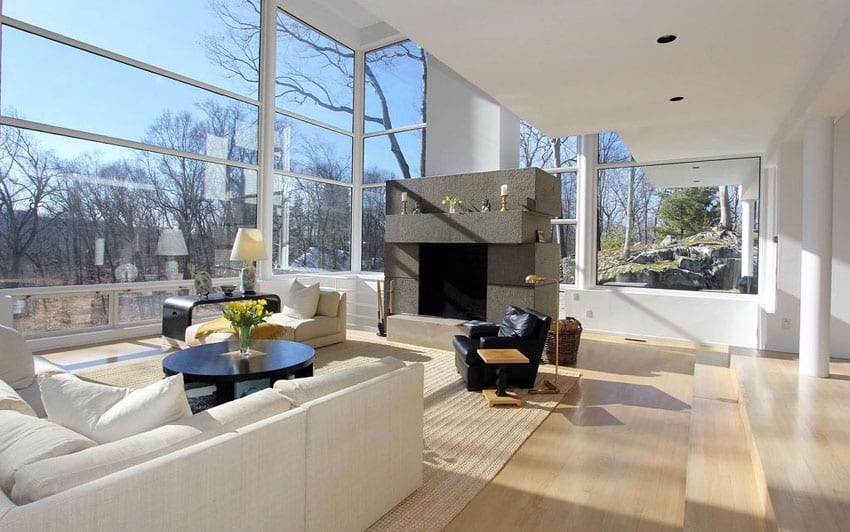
[195,317,286,340]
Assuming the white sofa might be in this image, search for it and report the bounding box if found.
[184,289,347,348]
[0,356,424,531]
[0,325,64,418]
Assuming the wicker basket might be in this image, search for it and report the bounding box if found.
[543,317,582,366]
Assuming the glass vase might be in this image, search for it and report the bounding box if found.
[449,204,457,214]
[238,325,252,358]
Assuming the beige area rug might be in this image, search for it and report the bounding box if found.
[76,330,580,531]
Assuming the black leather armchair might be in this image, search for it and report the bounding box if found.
[453,306,552,391]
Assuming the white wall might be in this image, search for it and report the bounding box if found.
[761,142,804,353]
[425,57,519,176]
[830,112,850,356]
[564,287,759,348]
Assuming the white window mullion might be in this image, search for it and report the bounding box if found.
[351,48,367,274]
[257,0,278,281]
[577,133,598,290]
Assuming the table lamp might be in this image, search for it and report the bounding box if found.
[156,230,188,281]
[525,274,561,394]
[230,228,268,294]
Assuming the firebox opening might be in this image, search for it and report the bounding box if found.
[418,243,487,320]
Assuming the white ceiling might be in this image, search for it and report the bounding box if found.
[343,0,850,162]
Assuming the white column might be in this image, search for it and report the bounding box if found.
[576,134,598,290]
[799,117,834,378]
[741,199,755,277]
[256,0,277,282]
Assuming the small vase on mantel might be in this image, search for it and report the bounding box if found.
[238,325,252,358]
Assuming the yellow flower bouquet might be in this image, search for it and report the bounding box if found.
[441,195,463,213]
[223,299,273,356]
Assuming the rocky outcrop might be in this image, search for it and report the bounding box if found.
[598,231,742,290]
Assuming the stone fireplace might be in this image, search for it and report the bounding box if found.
[384,168,560,348]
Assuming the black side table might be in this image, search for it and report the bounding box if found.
[161,292,281,343]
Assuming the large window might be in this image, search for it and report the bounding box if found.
[520,121,578,283]
[1,1,260,297]
[360,40,427,271]
[596,145,760,293]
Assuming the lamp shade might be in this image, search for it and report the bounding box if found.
[155,230,188,256]
[230,228,268,261]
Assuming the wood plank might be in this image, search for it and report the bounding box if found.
[478,348,528,364]
[732,351,850,532]
[684,362,772,532]
[447,334,696,531]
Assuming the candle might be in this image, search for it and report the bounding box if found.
[401,192,408,202]
[501,184,508,196]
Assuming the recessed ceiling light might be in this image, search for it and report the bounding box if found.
[657,34,677,44]
[670,96,685,102]
[692,166,700,169]
[693,180,701,183]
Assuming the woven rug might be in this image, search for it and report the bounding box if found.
[76,330,580,531]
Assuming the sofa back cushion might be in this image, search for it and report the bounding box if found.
[39,373,192,443]
[274,356,405,406]
[0,324,35,390]
[0,410,96,496]
[498,305,538,338]
[316,290,341,317]
[0,378,36,417]
[10,388,293,504]
[282,280,321,319]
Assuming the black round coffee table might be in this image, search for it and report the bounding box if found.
[162,340,315,404]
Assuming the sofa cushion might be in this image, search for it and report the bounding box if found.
[316,290,341,317]
[0,324,35,390]
[282,280,320,319]
[0,378,36,417]
[293,316,341,342]
[0,410,96,495]
[39,373,192,443]
[274,356,405,406]
[11,389,294,504]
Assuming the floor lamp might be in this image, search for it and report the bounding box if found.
[525,274,560,394]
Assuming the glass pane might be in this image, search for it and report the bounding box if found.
[363,129,423,183]
[272,175,352,273]
[12,294,109,334]
[276,10,354,131]
[596,158,760,293]
[555,171,578,219]
[0,126,256,288]
[362,187,386,271]
[550,224,576,285]
[2,0,261,98]
[1,27,259,164]
[364,41,427,133]
[117,289,187,324]
[598,131,633,164]
[274,114,352,182]
[520,121,577,168]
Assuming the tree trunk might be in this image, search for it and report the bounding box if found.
[719,185,731,230]
[622,166,635,259]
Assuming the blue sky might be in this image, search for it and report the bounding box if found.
[1,0,425,179]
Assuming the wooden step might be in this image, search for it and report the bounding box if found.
[684,349,773,531]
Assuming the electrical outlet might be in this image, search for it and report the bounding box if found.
[782,318,792,330]
[572,293,580,301]
[585,309,593,318]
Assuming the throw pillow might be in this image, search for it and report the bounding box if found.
[282,280,321,319]
[498,305,536,337]
[316,290,341,317]
[0,324,35,389]
[39,373,192,443]
[0,410,96,495]
[0,378,36,417]
[274,356,405,406]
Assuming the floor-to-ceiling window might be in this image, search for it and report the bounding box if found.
[0,0,261,333]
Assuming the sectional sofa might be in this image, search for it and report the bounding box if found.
[0,349,424,531]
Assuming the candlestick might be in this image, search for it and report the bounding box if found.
[500,184,508,196]
[500,194,508,211]
[401,192,407,202]
[401,199,408,215]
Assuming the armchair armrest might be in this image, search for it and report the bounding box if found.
[468,324,500,339]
